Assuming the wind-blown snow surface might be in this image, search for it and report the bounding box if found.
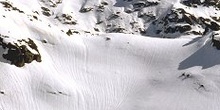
[1,33,220,110]
[1,0,220,110]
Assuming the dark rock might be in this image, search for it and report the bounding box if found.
[66,29,73,36]
[0,36,41,67]
[33,15,38,20]
[41,7,53,16]
[79,7,93,13]
[209,22,220,31]
[0,1,24,13]
[101,1,108,5]
[42,11,51,16]
[96,21,103,24]
[96,5,105,12]
[108,14,120,20]
[212,16,220,22]
[182,0,220,9]
[41,7,50,12]
[94,28,100,32]
[55,14,77,25]
[106,37,111,41]
[107,27,126,33]
[212,32,220,49]
[133,1,159,11]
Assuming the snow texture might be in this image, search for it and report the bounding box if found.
[0,0,220,110]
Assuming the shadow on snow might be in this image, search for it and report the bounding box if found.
[178,43,220,70]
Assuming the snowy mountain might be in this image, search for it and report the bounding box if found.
[1,0,220,110]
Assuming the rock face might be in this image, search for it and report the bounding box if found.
[0,35,41,67]
[182,0,220,8]
[212,31,220,50]
[131,0,160,11]
[148,8,200,37]
[55,13,77,25]
[146,2,220,37]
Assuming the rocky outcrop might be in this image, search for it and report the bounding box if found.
[132,0,159,11]
[0,1,24,13]
[40,0,62,7]
[212,31,220,49]
[0,35,41,67]
[55,13,77,25]
[41,6,53,17]
[147,7,220,37]
[182,0,220,8]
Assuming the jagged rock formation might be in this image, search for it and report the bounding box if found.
[0,35,41,67]
[147,7,220,37]
[181,0,220,8]
[143,0,220,38]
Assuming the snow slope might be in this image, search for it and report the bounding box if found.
[2,33,220,110]
[1,0,220,110]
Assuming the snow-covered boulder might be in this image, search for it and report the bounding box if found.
[0,35,41,67]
